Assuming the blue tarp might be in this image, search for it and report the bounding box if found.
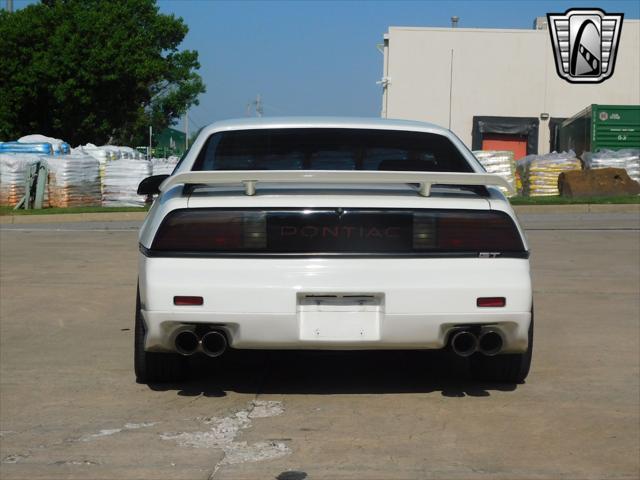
[0,142,54,155]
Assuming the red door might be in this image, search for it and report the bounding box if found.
[482,134,528,160]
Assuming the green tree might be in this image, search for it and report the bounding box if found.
[0,0,205,146]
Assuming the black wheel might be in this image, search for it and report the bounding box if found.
[134,286,187,384]
[470,309,534,384]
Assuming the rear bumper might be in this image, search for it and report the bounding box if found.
[139,255,532,353]
[142,310,531,352]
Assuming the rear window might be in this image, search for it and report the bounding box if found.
[192,128,473,172]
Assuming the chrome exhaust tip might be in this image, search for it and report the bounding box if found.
[478,330,504,356]
[175,330,199,356]
[201,330,227,358]
[450,330,478,357]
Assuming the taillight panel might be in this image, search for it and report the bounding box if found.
[418,211,525,252]
[153,211,266,251]
[149,208,527,257]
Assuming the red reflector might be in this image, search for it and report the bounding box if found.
[174,296,204,306]
[477,297,506,307]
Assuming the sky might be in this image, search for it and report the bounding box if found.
[11,0,640,133]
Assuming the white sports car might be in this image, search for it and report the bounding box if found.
[135,117,533,384]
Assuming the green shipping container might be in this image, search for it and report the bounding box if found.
[558,104,640,156]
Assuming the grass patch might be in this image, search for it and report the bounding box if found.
[0,205,149,216]
[508,195,640,205]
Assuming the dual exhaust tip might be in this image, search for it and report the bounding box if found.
[175,329,227,357]
[450,329,503,357]
[177,326,501,358]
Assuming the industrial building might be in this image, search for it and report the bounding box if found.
[379,18,640,158]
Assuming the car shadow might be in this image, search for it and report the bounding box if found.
[148,349,519,397]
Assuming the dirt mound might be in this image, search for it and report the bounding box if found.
[558,168,640,197]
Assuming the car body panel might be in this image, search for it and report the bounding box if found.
[138,117,532,355]
[139,256,531,352]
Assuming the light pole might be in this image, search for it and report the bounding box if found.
[185,106,189,151]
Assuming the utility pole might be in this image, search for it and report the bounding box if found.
[448,49,454,130]
[255,94,263,117]
[247,94,264,117]
[184,106,189,151]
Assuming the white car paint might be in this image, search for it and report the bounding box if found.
[138,117,532,354]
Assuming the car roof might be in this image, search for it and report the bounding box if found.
[198,116,449,135]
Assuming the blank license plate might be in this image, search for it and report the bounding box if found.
[297,295,382,341]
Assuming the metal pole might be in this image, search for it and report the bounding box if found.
[256,94,263,117]
[149,125,153,159]
[185,107,189,151]
[448,49,454,130]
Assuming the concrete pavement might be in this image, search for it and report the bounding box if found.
[0,213,638,479]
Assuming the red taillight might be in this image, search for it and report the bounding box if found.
[153,210,266,252]
[436,214,523,252]
[174,296,204,306]
[150,209,525,256]
[477,297,506,307]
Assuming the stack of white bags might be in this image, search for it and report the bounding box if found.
[583,149,640,184]
[0,153,43,206]
[2,133,185,208]
[46,154,101,208]
[103,158,152,207]
[473,150,516,197]
[17,134,70,155]
[151,156,180,176]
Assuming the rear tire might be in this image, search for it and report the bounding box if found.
[470,309,534,383]
[134,286,187,384]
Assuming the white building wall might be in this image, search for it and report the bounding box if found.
[382,21,640,154]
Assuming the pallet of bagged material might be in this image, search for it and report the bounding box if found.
[151,157,179,176]
[517,151,582,196]
[0,153,47,206]
[103,158,151,207]
[583,149,640,184]
[18,134,69,155]
[473,150,516,197]
[46,154,101,207]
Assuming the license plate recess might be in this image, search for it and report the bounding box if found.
[297,293,383,341]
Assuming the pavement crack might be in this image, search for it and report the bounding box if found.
[162,399,290,478]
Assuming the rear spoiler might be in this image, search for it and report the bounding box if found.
[160,170,513,197]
